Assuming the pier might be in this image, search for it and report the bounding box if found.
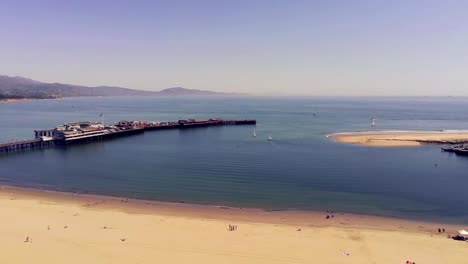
[0,118,256,153]
[0,139,55,153]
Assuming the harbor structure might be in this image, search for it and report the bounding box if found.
[1,118,256,153]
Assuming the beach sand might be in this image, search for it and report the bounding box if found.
[0,98,34,103]
[329,131,468,147]
[0,186,466,264]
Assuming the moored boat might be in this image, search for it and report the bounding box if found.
[453,148,468,156]
[441,145,465,152]
[442,145,468,155]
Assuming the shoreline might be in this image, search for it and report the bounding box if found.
[1,185,466,263]
[328,130,468,147]
[0,185,465,233]
[0,98,35,103]
[0,97,60,103]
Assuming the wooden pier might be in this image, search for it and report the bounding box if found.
[0,118,256,153]
[0,139,55,153]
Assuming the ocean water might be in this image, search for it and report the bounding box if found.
[1,96,468,224]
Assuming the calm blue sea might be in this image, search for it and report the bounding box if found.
[1,96,468,224]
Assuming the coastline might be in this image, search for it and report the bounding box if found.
[1,185,464,230]
[1,185,466,263]
[0,98,35,103]
[328,130,468,147]
[0,97,60,103]
[0,185,455,229]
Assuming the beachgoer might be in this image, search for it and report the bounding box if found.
[443,228,445,232]
[24,237,29,243]
[438,228,441,233]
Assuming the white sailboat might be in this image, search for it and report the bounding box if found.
[268,136,272,141]
[253,129,257,137]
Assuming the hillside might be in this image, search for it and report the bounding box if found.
[0,75,228,99]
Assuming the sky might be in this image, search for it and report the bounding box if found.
[0,0,467,96]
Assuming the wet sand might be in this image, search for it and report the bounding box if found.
[329,130,468,147]
[0,185,466,264]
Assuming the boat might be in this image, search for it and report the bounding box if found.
[253,129,256,137]
[441,147,456,152]
[268,136,272,141]
[442,145,468,155]
[453,148,468,156]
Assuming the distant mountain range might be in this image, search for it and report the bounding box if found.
[0,75,233,99]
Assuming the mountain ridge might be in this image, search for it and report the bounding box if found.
[0,75,233,99]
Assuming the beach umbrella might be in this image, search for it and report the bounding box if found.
[458,230,468,235]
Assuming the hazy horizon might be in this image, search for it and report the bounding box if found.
[1,0,467,96]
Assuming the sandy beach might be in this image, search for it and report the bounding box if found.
[0,98,34,103]
[0,186,466,264]
[329,131,468,147]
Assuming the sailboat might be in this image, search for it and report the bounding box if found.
[253,129,257,137]
[370,117,376,127]
[268,136,272,141]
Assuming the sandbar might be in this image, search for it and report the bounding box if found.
[329,130,468,147]
[0,185,466,264]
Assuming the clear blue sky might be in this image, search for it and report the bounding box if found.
[1,0,467,95]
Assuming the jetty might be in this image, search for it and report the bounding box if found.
[0,118,256,153]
